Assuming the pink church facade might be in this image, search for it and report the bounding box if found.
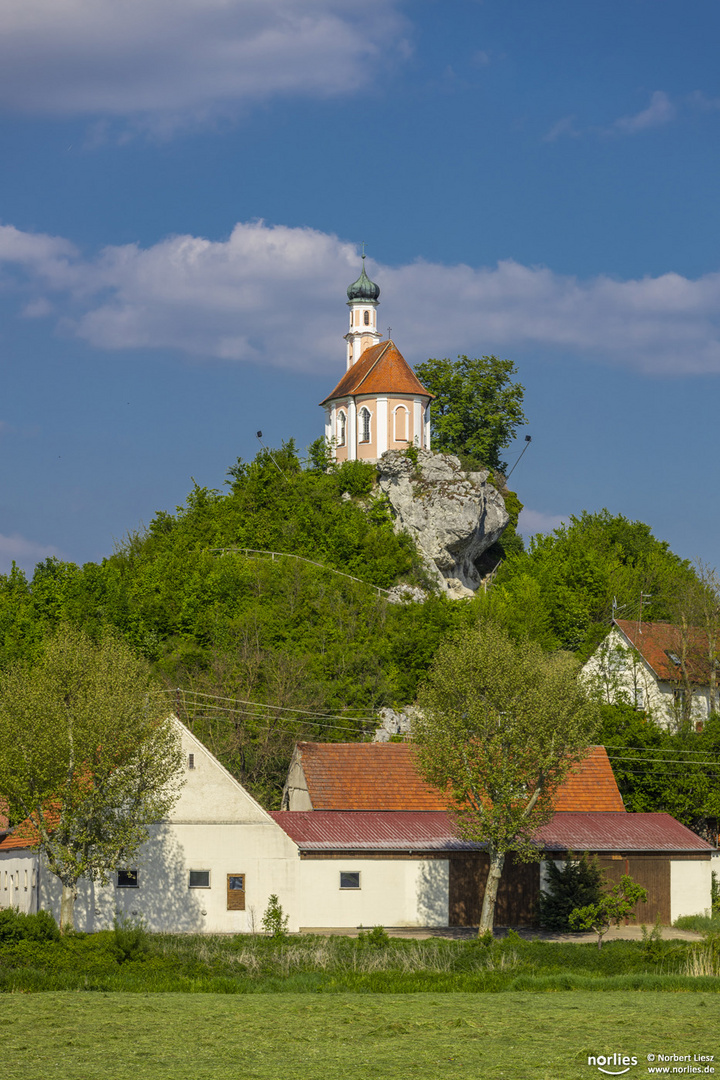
[319,259,433,463]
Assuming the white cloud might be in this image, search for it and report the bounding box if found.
[517,509,568,538]
[0,0,407,124]
[0,533,61,576]
[5,219,720,375]
[543,115,580,142]
[611,90,676,134]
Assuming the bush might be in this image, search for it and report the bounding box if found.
[0,907,60,944]
[261,895,289,939]
[336,460,377,497]
[538,852,604,931]
[357,926,391,948]
[112,916,151,963]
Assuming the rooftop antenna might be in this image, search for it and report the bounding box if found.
[505,435,532,481]
[638,592,652,635]
[255,430,290,483]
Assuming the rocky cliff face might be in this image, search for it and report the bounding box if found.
[377,450,509,598]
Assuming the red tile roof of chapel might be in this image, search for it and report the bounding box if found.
[293,743,624,813]
[614,619,717,683]
[319,341,433,405]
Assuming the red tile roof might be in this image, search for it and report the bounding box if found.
[615,619,716,683]
[294,743,624,813]
[319,341,432,405]
[270,810,711,853]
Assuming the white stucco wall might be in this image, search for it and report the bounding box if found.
[670,859,712,922]
[296,857,449,928]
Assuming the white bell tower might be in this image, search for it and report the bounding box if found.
[344,255,381,370]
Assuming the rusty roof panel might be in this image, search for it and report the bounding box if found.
[535,812,713,852]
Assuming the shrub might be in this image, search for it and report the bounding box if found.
[261,895,289,939]
[357,926,391,948]
[112,916,151,963]
[0,906,60,944]
[538,852,604,930]
[336,460,377,497]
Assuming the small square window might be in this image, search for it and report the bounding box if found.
[189,870,210,889]
[117,869,139,889]
[340,871,360,890]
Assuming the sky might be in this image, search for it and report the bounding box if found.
[2,0,720,576]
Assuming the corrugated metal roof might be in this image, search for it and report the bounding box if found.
[270,810,713,853]
[270,810,479,850]
[535,812,713,852]
[295,743,625,813]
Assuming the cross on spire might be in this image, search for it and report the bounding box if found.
[361,240,366,258]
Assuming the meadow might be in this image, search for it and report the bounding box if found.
[1,990,717,1080]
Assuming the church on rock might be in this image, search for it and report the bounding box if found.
[319,258,433,462]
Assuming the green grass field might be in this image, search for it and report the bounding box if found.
[1,991,717,1080]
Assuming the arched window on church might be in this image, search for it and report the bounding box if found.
[337,410,347,446]
[363,310,370,326]
[394,405,408,442]
[359,407,371,443]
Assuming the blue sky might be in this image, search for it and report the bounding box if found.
[2,0,720,575]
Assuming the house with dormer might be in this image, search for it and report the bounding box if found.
[583,619,720,730]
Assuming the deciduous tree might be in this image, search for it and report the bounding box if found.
[414,623,599,933]
[0,626,183,930]
[414,355,526,472]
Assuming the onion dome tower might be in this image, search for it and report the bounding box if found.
[344,255,381,371]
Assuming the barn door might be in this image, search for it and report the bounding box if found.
[227,874,246,910]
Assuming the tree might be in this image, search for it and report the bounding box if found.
[0,626,184,930]
[414,623,599,933]
[538,851,604,931]
[569,874,648,949]
[414,355,526,472]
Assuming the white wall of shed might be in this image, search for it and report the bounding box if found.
[670,859,712,922]
[296,857,449,928]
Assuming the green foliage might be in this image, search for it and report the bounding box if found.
[487,509,697,655]
[335,459,377,496]
[538,852,604,931]
[599,703,720,836]
[713,871,720,913]
[570,874,648,949]
[414,354,526,472]
[261,894,289,939]
[112,916,151,963]
[0,907,59,944]
[357,925,391,947]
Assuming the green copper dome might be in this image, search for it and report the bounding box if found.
[347,256,380,303]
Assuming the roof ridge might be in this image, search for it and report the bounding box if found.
[351,340,392,393]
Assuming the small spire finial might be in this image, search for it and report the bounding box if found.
[361,240,366,259]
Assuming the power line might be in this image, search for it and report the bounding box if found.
[161,687,380,724]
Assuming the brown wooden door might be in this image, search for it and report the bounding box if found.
[596,856,670,924]
[227,873,246,911]
[449,854,539,927]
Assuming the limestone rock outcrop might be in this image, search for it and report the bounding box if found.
[377,450,509,598]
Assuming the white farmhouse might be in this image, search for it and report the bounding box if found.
[583,618,719,730]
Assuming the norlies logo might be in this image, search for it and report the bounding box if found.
[588,1053,638,1075]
